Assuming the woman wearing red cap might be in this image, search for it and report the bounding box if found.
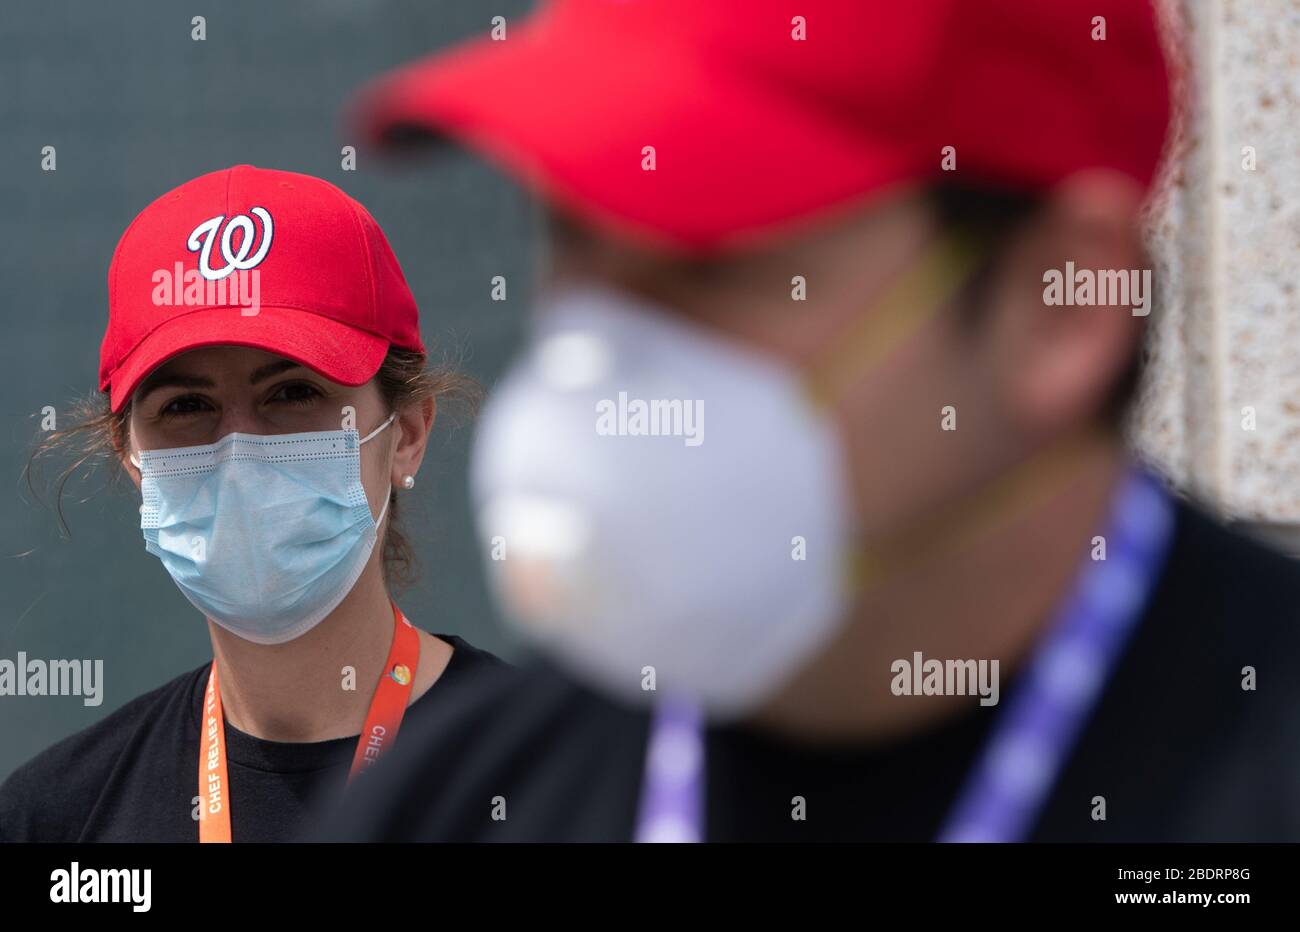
[0,165,504,842]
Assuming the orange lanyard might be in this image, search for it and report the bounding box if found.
[197,601,420,843]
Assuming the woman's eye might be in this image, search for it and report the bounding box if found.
[269,382,323,407]
[159,395,212,418]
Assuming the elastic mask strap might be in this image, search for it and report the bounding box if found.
[373,491,392,529]
[846,426,1109,591]
[798,233,1108,596]
[129,451,141,470]
[802,233,985,409]
[363,413,397,530]
[360,411,397,445]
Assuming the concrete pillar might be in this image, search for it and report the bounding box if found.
[1135,0,1300,551]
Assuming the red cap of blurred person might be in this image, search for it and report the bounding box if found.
[352,0,1173,254]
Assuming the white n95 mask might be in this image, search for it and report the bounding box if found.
[133,412,396,644]
[472,239,979,719]
[471,285,854,720]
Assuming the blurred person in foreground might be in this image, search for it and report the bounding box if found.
[322,0,1300,841]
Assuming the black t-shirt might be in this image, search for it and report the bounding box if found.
[0,633,504,842]
[321,500,1300,842]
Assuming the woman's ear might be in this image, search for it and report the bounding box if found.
[120,428,142,491]
[390,396,436,488]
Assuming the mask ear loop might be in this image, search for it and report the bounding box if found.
[361,411,399,530]
[372,489,392,530]
[359,411,398,445]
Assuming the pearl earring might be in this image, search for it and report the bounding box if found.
[402,475,415,490]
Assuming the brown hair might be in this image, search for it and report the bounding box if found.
[26,346,480,592]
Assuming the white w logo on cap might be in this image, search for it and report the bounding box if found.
[187,207,274,281]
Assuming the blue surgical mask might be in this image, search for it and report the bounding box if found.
[131,413,397,644]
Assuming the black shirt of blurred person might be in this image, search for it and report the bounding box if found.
[318,499,1300,842]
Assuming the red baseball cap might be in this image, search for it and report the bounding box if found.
[353,0,1172,253]
[100,165,425,413]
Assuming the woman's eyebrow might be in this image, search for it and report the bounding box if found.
[135,371,213,400]
[136,359,306,401]
[248,359,306,384]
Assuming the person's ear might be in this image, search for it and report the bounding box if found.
[390,396,436,489]
[120,428,142,491]
[984,170,1148,435]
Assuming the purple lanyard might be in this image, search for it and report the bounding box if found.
[634,466,1174,843]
